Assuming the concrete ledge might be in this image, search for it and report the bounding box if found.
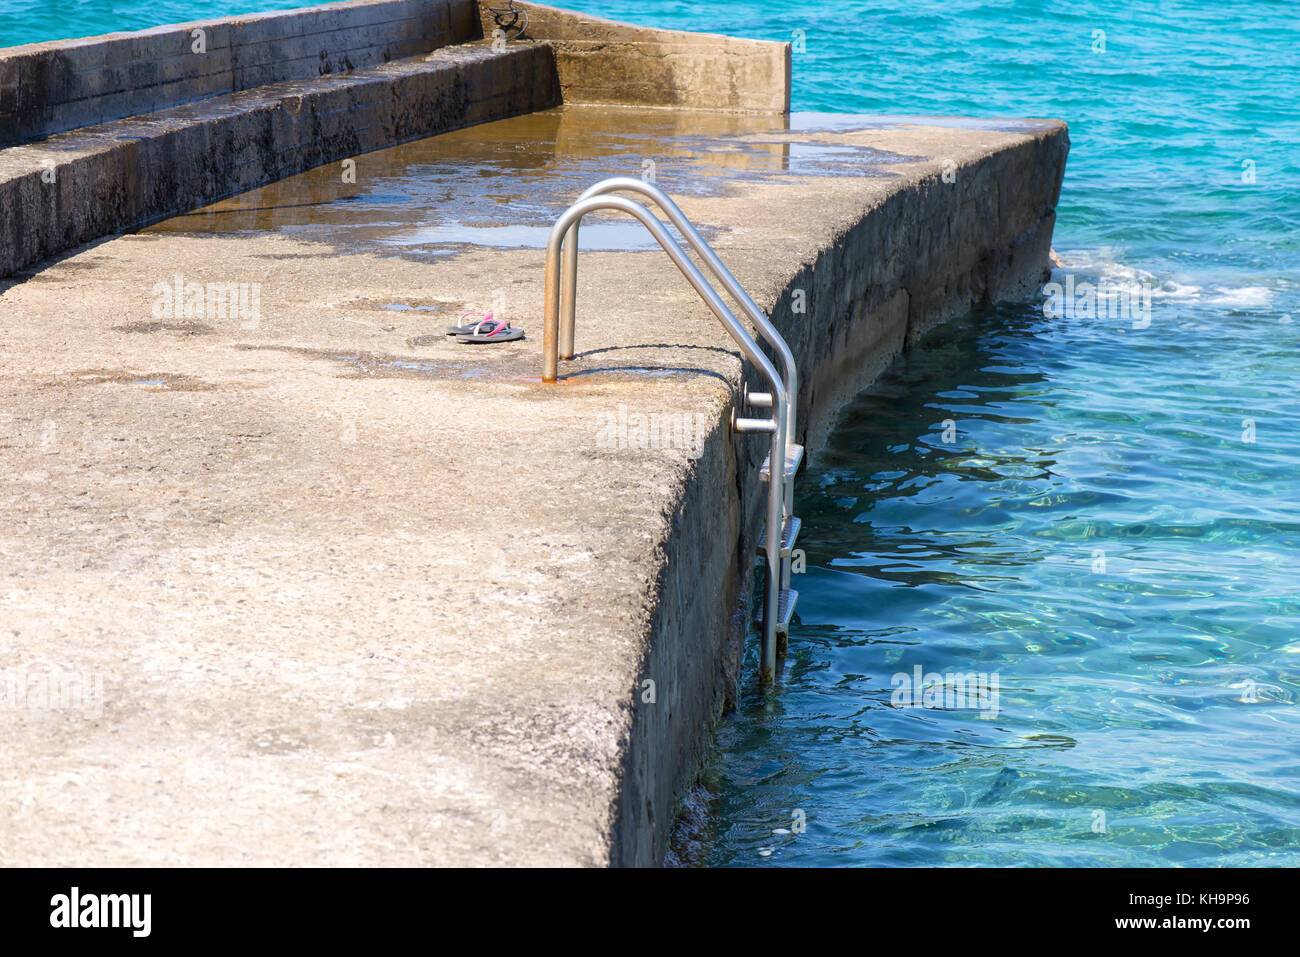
[0,0,479,147]
[0,41,560,278]
[478,1,790,113]
[0,108,1065,867]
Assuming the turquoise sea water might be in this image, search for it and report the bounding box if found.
[7,1,1298,866]
[0,0,311,45]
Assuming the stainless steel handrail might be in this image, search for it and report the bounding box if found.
[559,178,799,477]
[541,193,787,679]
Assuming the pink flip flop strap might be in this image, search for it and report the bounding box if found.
[473,313,510,337]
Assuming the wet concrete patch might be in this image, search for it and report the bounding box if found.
[380,219,685,253]
[33,370,219,391]
[235,343,536,383]
[143,106,938,263]
[233,340,734,390]
[113,321,216,336]
[744,140,920,175]
[552,365,731,388]
[335,296,450,314]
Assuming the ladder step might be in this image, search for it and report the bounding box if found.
[760,444,804,482]
[757,516,801,558]
[775,588,798,637]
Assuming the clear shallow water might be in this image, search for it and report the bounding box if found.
[702,302,1300,866]
[9,1,1298,866]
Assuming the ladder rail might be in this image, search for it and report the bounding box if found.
[541,192,790,681]
[559,178,799,486]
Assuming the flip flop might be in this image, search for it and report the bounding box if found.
[446,311,494,336]
[456,317,525,343]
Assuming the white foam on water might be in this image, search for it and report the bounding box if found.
[1048,252,1201,302]
[1208,285,1274,308]
[1049,250,1281,309]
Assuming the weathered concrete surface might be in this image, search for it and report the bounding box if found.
[0,106,1066,866]
[0,0,478,147]
[479,1,790,113]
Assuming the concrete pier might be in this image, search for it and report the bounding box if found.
[0,4,1067,866]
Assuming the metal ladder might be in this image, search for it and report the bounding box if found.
[540,178,803,682]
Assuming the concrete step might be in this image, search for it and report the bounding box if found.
[0,0,478,149]
[0,39,560,278]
